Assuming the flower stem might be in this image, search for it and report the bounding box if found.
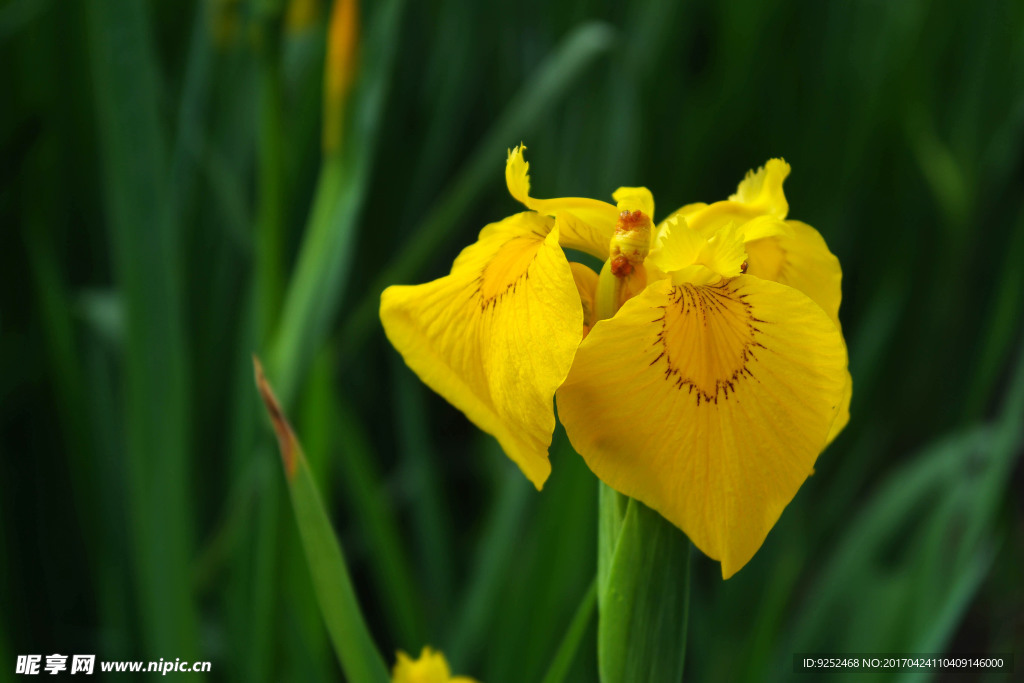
[597,493,692,682]
[592,265,692,682]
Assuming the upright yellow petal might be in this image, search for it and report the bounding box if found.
[729,158,790,217]
[649,216,704,273]
[649,217,747,286]
[612,186,655,219]
[381,212,582,489]
[558,276,847,578]
[660,159,791,237]
[505,145,618,259]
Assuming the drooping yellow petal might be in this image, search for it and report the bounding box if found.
[569,262,599,339]
[381,212,582,489]
[557,276,847,578]
[827,371,852,447]
[732,218,852,447]
[506,145,618,259]
[392,647,478,683]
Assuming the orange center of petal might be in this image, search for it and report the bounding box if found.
[478,235,544,306]
[650,280,764,406]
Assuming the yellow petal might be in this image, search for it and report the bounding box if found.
[648,216,704,273]
[737,219,851,446]
[612,186,655,219]
[392,646,479,683]
[669,201,708,217]
[659,159,792,238]
[557,276,847,578]
[739,214,792,242]
[745,220,842,329]
[826,370,852,446]
[729,158,790,218]
[698,222,747,280]
[381,212,581,489]
[506,145,618,259]
[569,262,599,339]
[649,218,747,285]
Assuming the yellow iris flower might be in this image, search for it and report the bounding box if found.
[380,145,851,578]
[392,647,478,683]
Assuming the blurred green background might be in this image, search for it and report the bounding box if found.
[2,0,1022,681]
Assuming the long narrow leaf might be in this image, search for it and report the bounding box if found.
[254,358,391,683]
[86,0,198,659]
[540,579,598,683]
[267,0,406,405]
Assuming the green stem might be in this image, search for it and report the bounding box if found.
[597,496,691,683]
[593,261,692,682]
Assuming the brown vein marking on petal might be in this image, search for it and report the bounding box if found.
[253,355,299,480]
[649,280,767,406]
[474,232,545,311]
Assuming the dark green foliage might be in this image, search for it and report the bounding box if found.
[1,0,1021,681]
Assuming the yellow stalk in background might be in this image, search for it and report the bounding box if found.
[323,0,359,155]
[286,0,321,33]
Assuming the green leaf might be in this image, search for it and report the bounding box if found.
[447,454,533,665]
[540,579,598,683]
[86,0,199,659]
[253,358,391,683]
[599,499,691,683]
[784,341,1024,671]
[267,0,406,405]
[333,395,424,648]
